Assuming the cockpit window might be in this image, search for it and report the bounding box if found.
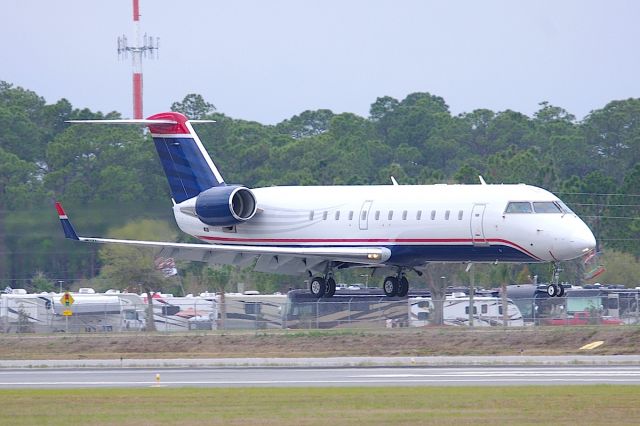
[533,202,563,213]
[505,202,533,213]
[556,200,574,214]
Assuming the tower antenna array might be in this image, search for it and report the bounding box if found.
[117,0,159,119]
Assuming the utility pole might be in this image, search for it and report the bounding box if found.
[117,0,159,118]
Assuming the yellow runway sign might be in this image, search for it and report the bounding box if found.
[60,292,74,306]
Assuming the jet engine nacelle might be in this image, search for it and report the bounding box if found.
[195,185,257,227]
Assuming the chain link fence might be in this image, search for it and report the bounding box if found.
[2,292,639,333]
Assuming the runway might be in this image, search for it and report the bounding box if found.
[2,365,640,389]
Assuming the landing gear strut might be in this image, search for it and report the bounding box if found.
[546,263,565,297]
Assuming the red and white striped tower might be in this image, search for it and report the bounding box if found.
[117,0,159,119]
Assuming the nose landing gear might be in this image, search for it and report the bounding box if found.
[546,263,566,297]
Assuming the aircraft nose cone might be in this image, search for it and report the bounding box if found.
[570,227,596,255]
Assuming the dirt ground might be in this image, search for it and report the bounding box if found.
[0,326,638,360]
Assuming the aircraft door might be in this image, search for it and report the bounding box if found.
[470,204,488,245]
[359,200,373,230]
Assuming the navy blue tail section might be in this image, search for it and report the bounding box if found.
[147,112,224,204]
[152,136,221,203]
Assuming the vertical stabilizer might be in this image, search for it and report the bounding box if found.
[147,112,224,203]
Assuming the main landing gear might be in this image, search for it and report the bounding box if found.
[309,275,336,298]
[546,263,566,297]
[309,271,411,298]
[382,273,409,297]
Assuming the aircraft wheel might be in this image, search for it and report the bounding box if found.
[310,277,326,298]
[397,276,409,297]
[325,277,337,298]
[546,284,558,297]
[383,276,398,297]
[557,284,565,297]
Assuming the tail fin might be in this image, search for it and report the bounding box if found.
[147,112,224,203]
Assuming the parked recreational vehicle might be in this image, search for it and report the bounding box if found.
[1,290,128,333]
[285,288,415,329]
[51,293,124,332]
[505,284,639,325]
[409,294,524,327]
[285,288,523,328]
[219,292,287,330]
[142,293,218,331]
[0,292,54,333]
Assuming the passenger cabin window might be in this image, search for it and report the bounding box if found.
[402,210,407,220]
[481,304,488,314]
[375,211,380,220]
[309,211,314,220]
[323,211,328,220]
[458,210,464,220]
[445,210,450,220]
[533,202,563,213]
[361,211,367,221]
[335,211,340,220]
[416,210,422,220]
[430,210,436,220]
[505,202,533,213]
[349,211,354,220]
[388,211,394,220]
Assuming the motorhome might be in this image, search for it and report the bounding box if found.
[219,292,287,329]
[0,291,54,333]
[409,293,524,327]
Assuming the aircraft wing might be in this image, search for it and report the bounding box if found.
[55,203,391,275]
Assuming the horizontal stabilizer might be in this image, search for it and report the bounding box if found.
[65,119,179,125]
[65,119,215,125]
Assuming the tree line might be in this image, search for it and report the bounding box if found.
[1,81,639,293]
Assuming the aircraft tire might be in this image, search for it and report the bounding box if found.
[325,277,337,297]
[397,276,409,297]
[557,284,565,297]
[546,284,558,297]
[383,276,398,297]
[310,277,327,298]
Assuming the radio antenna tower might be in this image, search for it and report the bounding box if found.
[117,0,159,119]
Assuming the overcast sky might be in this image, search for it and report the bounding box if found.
[2,0,639,123]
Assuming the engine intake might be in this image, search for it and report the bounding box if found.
[195,185,257,227]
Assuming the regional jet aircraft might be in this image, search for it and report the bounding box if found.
[56,112,596,298]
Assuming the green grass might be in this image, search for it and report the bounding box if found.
[2,386,640,425]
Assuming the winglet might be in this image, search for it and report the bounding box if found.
[55,202,79,240]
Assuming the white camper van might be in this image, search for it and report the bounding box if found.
[410,294,524,327]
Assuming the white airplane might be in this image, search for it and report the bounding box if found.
[56,112,596,298]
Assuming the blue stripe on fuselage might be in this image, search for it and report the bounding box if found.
[386,244,538,265]
[152,137,219,203]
